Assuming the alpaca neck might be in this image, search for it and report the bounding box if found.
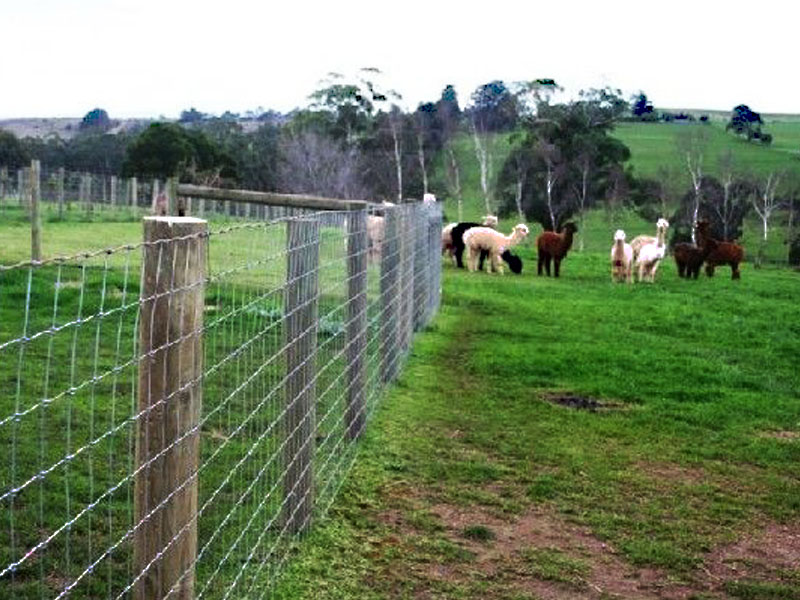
[613,239,624,255]
[562,230,574,251]
[656,228,665,248]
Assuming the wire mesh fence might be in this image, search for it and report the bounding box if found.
[0,196,442,599]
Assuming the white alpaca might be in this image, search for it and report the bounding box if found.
[610,229,633,283]
[631,218,669,261]
[463,223,529,274]
[423,193,436,205]
[366,215,385,262]
[636,222,667,282]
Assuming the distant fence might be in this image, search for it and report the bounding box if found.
[0,188,442,599]
[0,163,300,227]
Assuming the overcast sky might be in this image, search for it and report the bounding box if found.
[2,0,798,119]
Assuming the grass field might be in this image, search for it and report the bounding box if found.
[271,243,800,599]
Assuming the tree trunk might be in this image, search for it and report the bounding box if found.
[446,146,463,222]
[390,118,403,203]
[471,123,492,214]
[416,132,428,195]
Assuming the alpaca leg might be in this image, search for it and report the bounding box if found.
[554,259,561,278]
[706,264,715,277]
[466,247,476,271]
[537,254,544,276]
[626,265,632,284]
[731,262,741,280]
[544,256,552,276]
[492,252,503,275]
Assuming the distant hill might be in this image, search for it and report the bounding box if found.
[0,116,276,140]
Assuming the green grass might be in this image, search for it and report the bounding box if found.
[270,248,800,599]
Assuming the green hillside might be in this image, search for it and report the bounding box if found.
[614,120,800,183]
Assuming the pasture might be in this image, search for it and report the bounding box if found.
[272,239,800,599]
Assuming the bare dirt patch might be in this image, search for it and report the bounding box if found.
[758,430,800,441]
[541,392,627,412]
[703,521,800,588]
[420,503,696,599]
[635,461,709,486]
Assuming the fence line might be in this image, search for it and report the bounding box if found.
[0,191,442,599]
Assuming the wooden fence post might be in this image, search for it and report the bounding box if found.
[30,160,42,262]
[346,205,368,439]
[380,207,400,383]
[84,173,93,216]
[151,179,160,214]
[0,167,7,210]
[400,206,414,352]
[134,216,207,600]
[110,175,118,207]
[412,205,427,332]
[17,168,24,206]
[129,177,138,209]
[282,217,319,534]
[57,167,65,220]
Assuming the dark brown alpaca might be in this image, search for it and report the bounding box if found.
[695,220,744,279]
[536,222,578,277]
[672,240,716,279]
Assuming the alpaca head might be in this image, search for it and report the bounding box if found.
[512,223,530,240]
[423,193,436,205]
[482,214,499,228]
[501,250,523,274]
[656,218,669,230]
[561,222,578,235]
[614,229,626,242]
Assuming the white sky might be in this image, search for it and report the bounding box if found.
[2,0,799,119]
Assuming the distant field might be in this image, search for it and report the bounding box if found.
[614,120,800,183]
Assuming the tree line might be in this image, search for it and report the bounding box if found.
[1,71,797,264]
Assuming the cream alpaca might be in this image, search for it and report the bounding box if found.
[636,222,668,282]
[463,223,529,274]
[610,229,633,283]
[631,218,669,260]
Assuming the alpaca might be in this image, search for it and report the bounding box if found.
[479,249,523,274]
[366,215,385,262]
[672,241,716,279]
[423,193,437,205]
[635,221,668,283]
[695,220,744,279]
[536,222,578,277]
[631,218,669,261]
[441,222,458,257]
[447,216,499,268]
[610,229,633,283]
[463,224,530,274]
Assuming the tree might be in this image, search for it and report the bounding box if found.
[277,131,368,200]
[726,104,768,142]
[631,92,656,120]
[675,125,711,242]
[752,172,782,267]
[0,130,30,169]
[79,108,113,133]
[436,85,464,220]
[467,80,519,213]
[179,107,206,123]
[122,123,232,184]
[497,92,631,231]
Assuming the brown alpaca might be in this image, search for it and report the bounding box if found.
[695,220,744,279]
[672,240,716,279]
[536,222,578,277]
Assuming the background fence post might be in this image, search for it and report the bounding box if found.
[400,206,414,352]
[84,173,93,216]
[135,216,207,600]
[0,166,7,211]
[346,204,367,439]
[151,179,160,214]
[282,217,319,534]
[381,207,400,383]
[30,160,42,262]
[110,175,118,207]
[17,168,24,206]
[57,167,65,220]
[129,177,138,209]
